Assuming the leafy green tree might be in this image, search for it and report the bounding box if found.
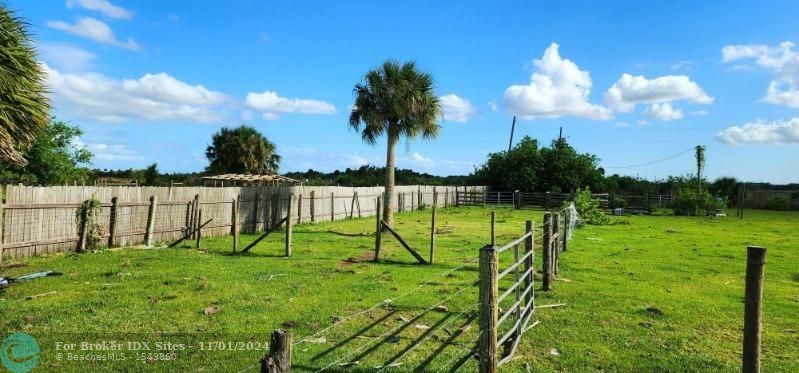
[143,163,159,185]
[0,5,51,165]
[710,176,739,206]
[0,119,92,185]
[538,138,604,192]
[471,136,542,191]
[349,60,441,226]
[205,125,280,174]
[471,136,603,193]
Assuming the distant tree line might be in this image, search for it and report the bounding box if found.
[285,165,469,187]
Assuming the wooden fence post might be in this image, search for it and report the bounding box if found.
[108,196,118,247]
[490,211,496,246]
[310,191,315,223]
[374,195,382,261]
[350,192,357,219]
[445,189,449,208]
[232,197,239,253]
[545,191,551,210]
[260,330,292,373]
[195,209,203,248]
[192,194,200,240]
[430,192,437,264]
[514,190,520,209]
[455,189,460,207]
[253,193,261,231]
[524,220,534,307]
[542,211,553,291]
[330,192,335,221]
[562,208,570,252]
[297,193,303,224]
[478,244,498,373]
[285,196,293,257]
[145,195,158,246]
[743,246,766,373]
[552,213,560,275]
[77,200,89,252]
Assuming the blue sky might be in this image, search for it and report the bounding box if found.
[14,0,799,183]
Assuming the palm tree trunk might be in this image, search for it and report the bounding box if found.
[383,135,397,226]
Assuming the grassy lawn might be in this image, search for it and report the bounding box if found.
[1,207,797,372]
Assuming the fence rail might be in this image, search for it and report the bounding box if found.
[0,184,484,259]
[509,191,673,211]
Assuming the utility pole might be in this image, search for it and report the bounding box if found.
[507,115,516,152]
[559,126,563,141]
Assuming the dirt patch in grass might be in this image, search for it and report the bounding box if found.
[340,250,375,266]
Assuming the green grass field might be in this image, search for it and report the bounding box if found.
[1,207,797,372]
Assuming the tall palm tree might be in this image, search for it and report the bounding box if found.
[349,60,441,226]
[205,125,280,174]
[0,5,51,165]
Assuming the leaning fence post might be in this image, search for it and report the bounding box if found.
[374,195,382,261]
[285,196,293,257]
[260,329,292,373]
[542,211,553,291]
[145,195,158,247]
[743,246,766,373]
[479,244,499,373]
[108,196,118,247]
[231,197,239,253]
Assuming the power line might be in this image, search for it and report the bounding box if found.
[603,146,697,169]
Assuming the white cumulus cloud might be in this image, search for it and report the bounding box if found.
[245,91,336,120]
[66,0,134,20]
[503,43,612,120]
[643,103,683,121]
[43,63,226,123]
[716,118,799,145]
[604,73,713,112]
[722,41,799,107]
[121,73,225,106]
[439,94,476,123]
[47,17,140,50]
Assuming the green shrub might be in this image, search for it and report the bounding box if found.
[75,197,105,251]
[610,196,627,209]
[567,188,611,225]
[672,187,726,216]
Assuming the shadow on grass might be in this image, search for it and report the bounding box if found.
[293,229,374,237]
[296,305,478,372]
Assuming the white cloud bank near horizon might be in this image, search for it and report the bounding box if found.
[717,117,799,145]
